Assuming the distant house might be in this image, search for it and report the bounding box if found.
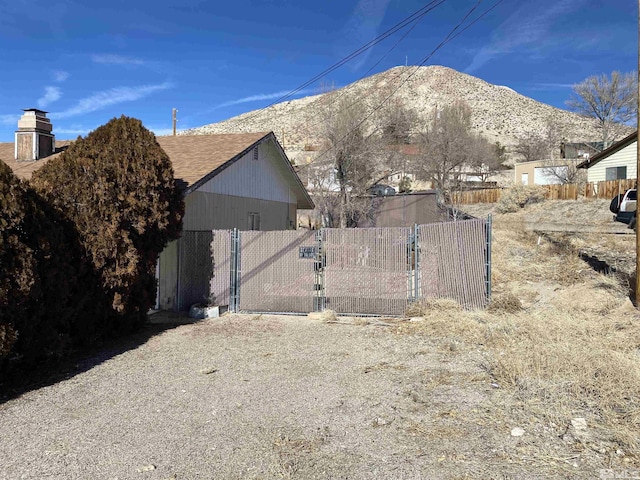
[514,159,582,185]
[560,141,604,160]
[0,109,314,311]
[577,131,637,183]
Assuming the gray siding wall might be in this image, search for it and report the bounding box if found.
[183,191,295,231]
[196,140,297,204]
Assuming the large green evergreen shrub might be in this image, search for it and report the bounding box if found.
[31,116,184,330]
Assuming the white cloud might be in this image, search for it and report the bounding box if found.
[530,83,574,90]
[340,0,393,70]
[53,70,69,82]
[37,86,62,108]
[91,54,147,65]
[54,127,90,136]
[466,0,587,72]
[52,82,173,119]
[214,89,314,109]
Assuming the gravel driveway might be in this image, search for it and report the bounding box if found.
[0,314,521,479]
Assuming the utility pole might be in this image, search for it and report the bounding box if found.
[636,0,640,306]
[172,108,178,136]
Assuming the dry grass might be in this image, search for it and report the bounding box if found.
[487,292,524,313]
[494,185,547,213]
[401,208,640,459]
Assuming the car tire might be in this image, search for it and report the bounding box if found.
[629,215,636,230]
[610,194,624,214]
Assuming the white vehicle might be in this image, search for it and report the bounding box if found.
[610,188,636,229]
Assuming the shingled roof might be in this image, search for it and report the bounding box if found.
[0,132,314,209]
[0,140,71,180]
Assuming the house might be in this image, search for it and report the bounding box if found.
[560,141,604,160]
[513,158,582,185]
[0,109,315,311]
[577,131,637,183]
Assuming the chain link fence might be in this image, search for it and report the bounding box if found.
[323,227,413,315]
[176,218,491,315]
[236,230,318,313]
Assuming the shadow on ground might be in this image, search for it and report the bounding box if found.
[0,311,197,405]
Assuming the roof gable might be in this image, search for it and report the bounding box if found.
[0,131,314,209]
[157,132,269,190]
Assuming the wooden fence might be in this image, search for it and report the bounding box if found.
[584,179,637,199]
[544,183,579,200]
[453,178,637,205]
[452,188,503,204]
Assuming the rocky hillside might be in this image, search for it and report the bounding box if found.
[182,65,611,164]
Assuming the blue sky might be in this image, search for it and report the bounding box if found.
[0,0,636,142]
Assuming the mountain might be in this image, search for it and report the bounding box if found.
[182,65,610,164]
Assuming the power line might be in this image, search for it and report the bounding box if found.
[220,0,449,128]
[254,0,503,162]
[306,0,505,167]
[294,0,442,134]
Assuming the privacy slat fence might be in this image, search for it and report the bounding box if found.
[210,230,232,308]
[452,178,637,205]
[418,220,488,309]
[322,227,412,315]
[236,230,317,313]
[200,218,491,316]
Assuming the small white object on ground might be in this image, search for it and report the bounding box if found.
[571,417,587,430]
[510,427,525,437]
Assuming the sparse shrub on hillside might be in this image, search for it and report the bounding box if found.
[495,185,546,213]
[31,116,184,330]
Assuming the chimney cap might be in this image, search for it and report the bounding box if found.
[23,108,49,115]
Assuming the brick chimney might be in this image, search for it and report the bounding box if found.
[15,109,55,161]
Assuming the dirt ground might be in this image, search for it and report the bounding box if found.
[1,198,638,479]
[0,310,632,480]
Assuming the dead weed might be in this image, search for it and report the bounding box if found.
[398,218,640,457]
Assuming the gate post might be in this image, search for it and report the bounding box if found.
[314,229,325,312]
[414,224,420,302]
[229,228,240,312]
[485,215,493,303]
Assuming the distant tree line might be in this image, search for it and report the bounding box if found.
[304,94,507,227]
[0,117,184,378]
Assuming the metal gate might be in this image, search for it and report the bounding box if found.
[177,231,214,310]
[236,230,318,313]
[197,217,491,315]
[322,227,412,315]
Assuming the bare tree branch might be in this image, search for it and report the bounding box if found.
[566,71,637,148]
